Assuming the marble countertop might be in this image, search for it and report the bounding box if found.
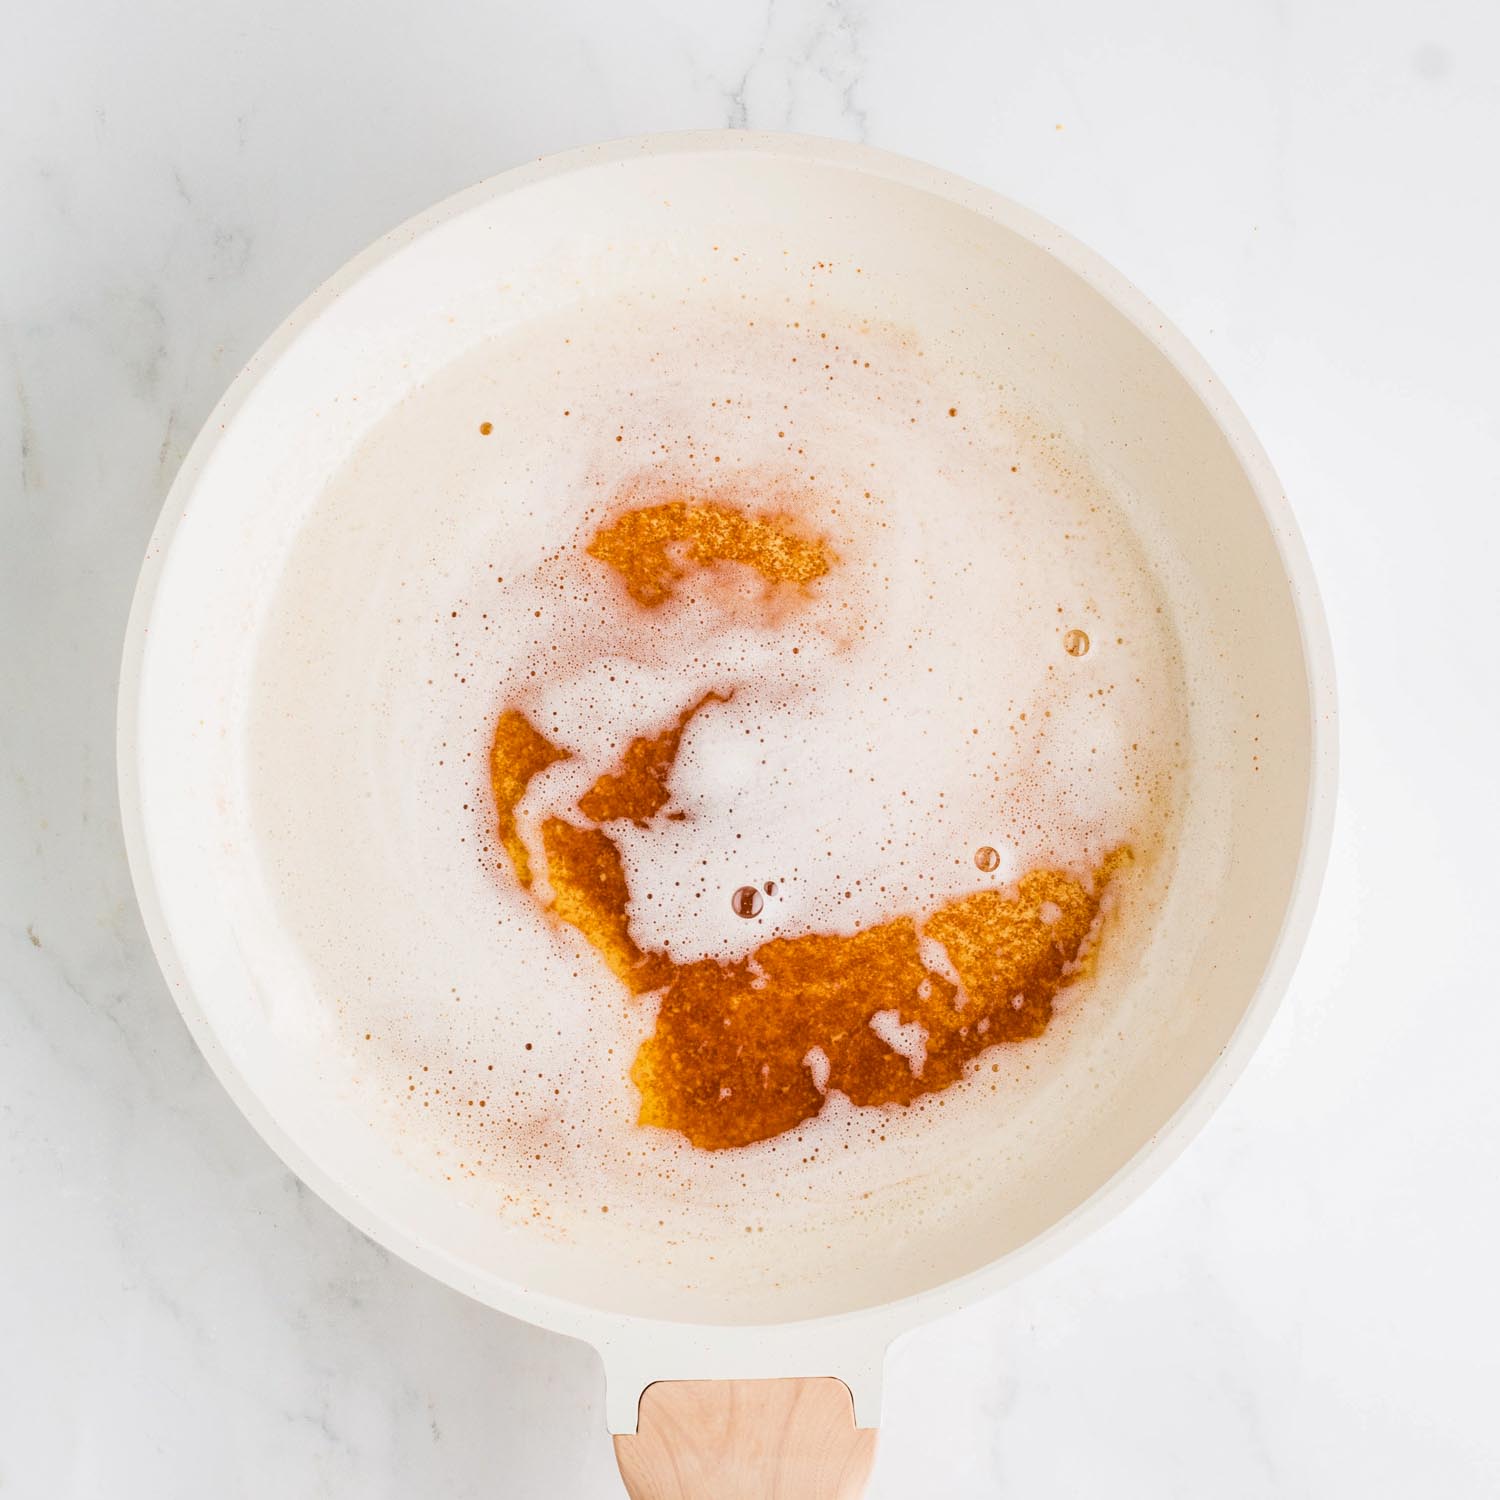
[4,1,1498,1495]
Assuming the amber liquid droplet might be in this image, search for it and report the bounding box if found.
[731,885,764,918]
[1063,628,1090,657]
[974,845,1000,873]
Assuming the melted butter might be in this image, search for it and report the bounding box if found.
[490,501,1132,1151]
[490,709,570,888]
[636,917,954,1149]
[587,500,832,605]
[539,818,674,995]
[577,692,728,825]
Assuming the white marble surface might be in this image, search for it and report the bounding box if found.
[3,1,1498,1494]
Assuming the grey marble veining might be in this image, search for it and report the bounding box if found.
[4,1,1499,1495]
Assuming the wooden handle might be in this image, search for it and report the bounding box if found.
[613,1377,877,1499]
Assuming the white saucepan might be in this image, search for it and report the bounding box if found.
[118,133,1335,1497]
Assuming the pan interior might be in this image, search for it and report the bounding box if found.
[133,146,1313,1326]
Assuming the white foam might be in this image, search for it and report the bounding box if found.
[868,1012,928,1076]
[245,293,1192,1260]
